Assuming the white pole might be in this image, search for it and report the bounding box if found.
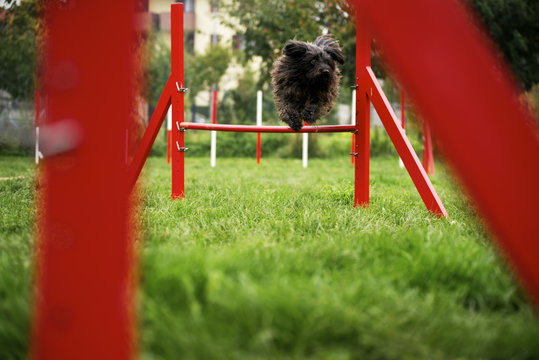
[35,126,40,164]
[302,132,308,168]
[256,90,262,126]
[210,91,216,168]
[167,107,172,131]
[351,89,356,126]
[210,131,216,167]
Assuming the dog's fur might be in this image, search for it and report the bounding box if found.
[271,35,344,131]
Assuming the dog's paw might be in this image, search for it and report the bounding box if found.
[281,110,303,131]
[289,119,303,131]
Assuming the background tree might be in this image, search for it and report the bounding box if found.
[470,0,538,90]
[184,44,231,97]
[220,0,537,94]
[0,0,40,100]
[219,0,357,91]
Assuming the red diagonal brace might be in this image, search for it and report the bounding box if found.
[127,77,173,192]
[365,67,447,217]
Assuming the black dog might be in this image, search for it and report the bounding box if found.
[271,35,344,131]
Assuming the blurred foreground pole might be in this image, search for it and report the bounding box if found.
[350,0,539,303]
[32,1,136,359]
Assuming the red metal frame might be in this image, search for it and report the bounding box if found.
[171,4,185,199]
[211,89,218,124]
[366,68,446,216]
[354,11,371,208]
[127,77,173,191]
[33,2,136,359]
[351,0,539,303]
[180,123,356,133]
[256,132,261,164]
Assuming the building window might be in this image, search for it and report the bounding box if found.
[232,34,243,50]
[151,13,160,30]
[210,0,218,13]
[186,31,195,54]
[176,0,195,13]
[211,34,221,45]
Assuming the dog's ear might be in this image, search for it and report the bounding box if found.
[283,40,308,58]
[314,35,345,65]
[325,47,345,65]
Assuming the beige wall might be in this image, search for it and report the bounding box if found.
[149,0,262,116]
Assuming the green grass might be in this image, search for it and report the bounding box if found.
[1,154,539,359]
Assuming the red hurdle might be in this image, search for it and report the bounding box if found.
[126,3,447,217]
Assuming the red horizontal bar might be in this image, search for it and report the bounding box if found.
[180,122,356,133]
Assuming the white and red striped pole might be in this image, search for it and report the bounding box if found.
[256,90,262,164]
[302,128,308,168]
[350,89,356,164]
[166,107,172,164]
[210,87,217,168]
[35,91,39,164]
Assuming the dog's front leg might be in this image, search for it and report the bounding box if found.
[301,102,319,124]
[280,107,303,131]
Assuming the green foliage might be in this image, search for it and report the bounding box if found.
[467,0,538,89]
[185,44,232,97]
[219,0,358,89]
[146,32,171,107]
[0,0,40,100]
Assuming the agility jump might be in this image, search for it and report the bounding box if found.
[128,3,447,218]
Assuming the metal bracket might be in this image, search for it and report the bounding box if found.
[349,152,359,156]
[350,84,359,89]
[176,82,189,93]
[350,130,358,134]
[176,141,189,152]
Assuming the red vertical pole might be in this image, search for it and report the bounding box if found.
[354,10,371,207]
[257,133,261,164]
[211,89,218,124]
[32,1,135,359]
[171,3,185,199]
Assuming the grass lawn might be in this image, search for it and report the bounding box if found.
[1,154,538,359]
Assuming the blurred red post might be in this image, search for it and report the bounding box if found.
[351,0,539,303]
[171,3,185,199]
[32,1,136,359]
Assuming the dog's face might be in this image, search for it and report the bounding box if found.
[282,35,344,84]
